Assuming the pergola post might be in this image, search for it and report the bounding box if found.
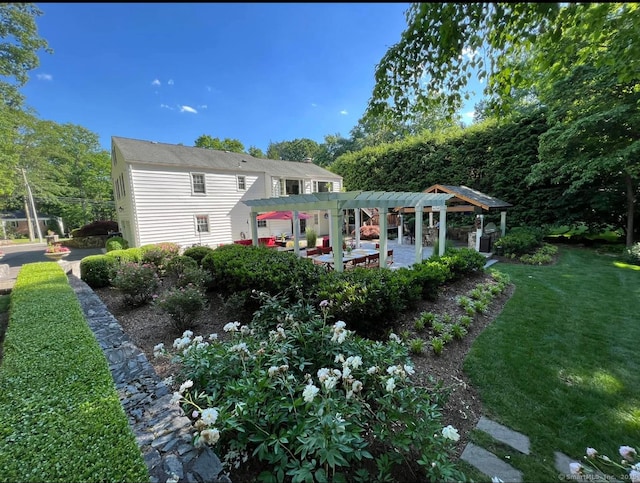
[397,213,403,245]
[500,211,507,237]
[414,202,425,264]
[438,207,447,256]
[429,211,434,228]
[330,207,344,272]
[379,207,388,267]
[250,212,259,246]
[354,208,361,248]
[293,210,301,256]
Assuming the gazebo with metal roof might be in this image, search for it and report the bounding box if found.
[243,191,453,271]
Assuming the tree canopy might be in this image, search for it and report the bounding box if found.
[0,3,51,108]
[366,3,639,122]
[194,134,245,153]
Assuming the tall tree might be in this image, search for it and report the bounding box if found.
[0,3,51,108]
[365,3,638,122]
[248,146,265,158]
[194,134,245,153]
[266,138,321,161]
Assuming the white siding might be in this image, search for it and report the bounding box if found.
[129,165,265,248]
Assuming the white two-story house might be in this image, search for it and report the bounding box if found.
[110,136,343,248]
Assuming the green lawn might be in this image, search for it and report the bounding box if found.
[464,246,639,481]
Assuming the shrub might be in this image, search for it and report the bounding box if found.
[105,248,141,264]
[305,227,317,249]
[494,227,546,257]
[153,284,208,332]
[183,245,215,266]
[436,247,487,280]
[410,260,450,299]
[158,292,466,483]
[621,242,640,265]
[80,255,119,288]
[140,242,181,273]
[314,268,412,336]
[71,220,118,237]
[111,263,160,307]
[451,324,468,340]
[105,236,129,252]
[0,263,148,482]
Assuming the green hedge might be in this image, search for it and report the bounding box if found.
[80,254,119,288]
[0,262,149,483]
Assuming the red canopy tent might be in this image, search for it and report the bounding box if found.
[256,211,312,221]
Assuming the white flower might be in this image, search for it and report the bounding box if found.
[303,384,319,402]
[352,380,363,393]
[268,366,279,377]
[334,321,346,330]
[153,343,165,358]
[170,392,182,405]
[491,478,504,483]
[367,366,379,375]
[179,380,194,393]
[240,325,251,335]
[586,447,598,458]
[208,333,218,340]
[404,364,415,375]
[342,366,352,379]
[620,446,637,462]
[317,368,330,382]
[346,355,363,369]
[389,333,400,342]
[200,428,220,445]
[181,330,193,338]
[201,407,219,425]
[385,377,396,393]
[569,462,583,475]
[324,376,338,391]
[633,463,640,472]
[223,321,241,332]
[441,425,460,442]
[630,470,640,483]
[334,353,345,364]
[387,365,398,375]
[229,342,248,354]
[173,337,190,351]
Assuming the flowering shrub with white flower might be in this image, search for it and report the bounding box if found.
[156,291,467,482]
[570,445,640,482]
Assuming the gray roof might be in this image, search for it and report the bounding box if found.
[425,184,512,210]
[112,136,341,180]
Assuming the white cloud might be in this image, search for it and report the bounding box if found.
[340,110,348,115]
[206,85,212,92]
[463,111,475,119]
[198,104,208,109]
[167,79,174,85]
[179,105,198,114]
[160,104,173,110]
[151,79,161,86]
[460,47,478,61]
[37,74,53,81]
[311,103,318,108]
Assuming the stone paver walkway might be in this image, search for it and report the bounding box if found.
[461,416,616,482]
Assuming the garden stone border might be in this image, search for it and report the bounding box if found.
[68,274,230,483]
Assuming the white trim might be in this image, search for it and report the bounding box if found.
[195,214,210,233]
[237,175,246,191]
[191,172,206,195]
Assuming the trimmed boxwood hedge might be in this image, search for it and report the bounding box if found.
[0,262,149,482]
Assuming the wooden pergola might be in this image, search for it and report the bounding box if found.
[397,184,513,237]
[243,191,453,271]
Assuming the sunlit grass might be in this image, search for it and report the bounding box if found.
[464,246,640,481]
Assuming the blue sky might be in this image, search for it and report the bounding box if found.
[22,3,481,153]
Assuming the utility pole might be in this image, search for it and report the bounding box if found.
[22,168,43,243]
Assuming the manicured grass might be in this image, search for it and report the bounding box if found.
[464,246,639,481]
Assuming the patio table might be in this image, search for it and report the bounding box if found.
[310,249,379,270]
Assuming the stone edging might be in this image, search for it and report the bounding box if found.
[68,274,230,483]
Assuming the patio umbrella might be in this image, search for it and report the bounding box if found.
[256,211,312,221]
